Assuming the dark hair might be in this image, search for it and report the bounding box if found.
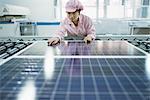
[76,9,81,14]
[77,9,81,12]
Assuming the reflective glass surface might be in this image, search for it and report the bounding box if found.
[0,58,150,100]
[20,41,145,56]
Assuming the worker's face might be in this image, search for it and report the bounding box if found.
[67,10,80,22]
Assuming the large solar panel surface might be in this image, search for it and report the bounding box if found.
[20,41,146,56]
[0,41,150,100]
[0,58,150,100]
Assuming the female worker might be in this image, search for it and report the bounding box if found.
[48,0,96,46]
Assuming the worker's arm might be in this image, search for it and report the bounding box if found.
[84,18,96,44]
[48,21,67,46]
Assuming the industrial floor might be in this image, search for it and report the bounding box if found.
[0,41,150,100]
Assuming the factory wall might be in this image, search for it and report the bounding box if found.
[0,0,149,37]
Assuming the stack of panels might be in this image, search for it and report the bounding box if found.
[129,41,150,53]
[0,42,32,59]
[0,41,150,100]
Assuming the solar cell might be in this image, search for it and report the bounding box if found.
[0,58,149,100]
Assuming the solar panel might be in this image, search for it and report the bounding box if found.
[0,58,149,100]
[20,41,146,56]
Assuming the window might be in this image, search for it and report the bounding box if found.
[55,0,150,20]
[61,0,97,19]
[78,0,97,20]
[99,0,104,18]
[106,0,124,18]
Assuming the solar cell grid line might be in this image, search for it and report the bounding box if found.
[124,58,148,85]
[110,57,146,98]
[115,58,149,94]
[135,58,146,65]
[89,59,102,76]
[73,42,78,55]
[80,44,83,55]
[102,58,119,100]
[114,59,145,99]
[78,43,82,55]
[126,58,146,74]
[80,58,84,100]
[66,58,75,100]
[134,58,150,83]
[70,58,83,100]
[96,58,115,100]
[37,79,55,99]
[0,60,23,90]
[67,44,72,55]
[106,58,131,100]
[74,43,78,55]
[0,59,19,79]
[68,44,73,55]
[0,59,26,99]
[31,63,52,99]
[120,58,150,97]
[120,58,147,86]
[50,58,66,100]
[4,59,43,100]
[82,42,88,54]
[2,58,42,100]
[88,58,100,100]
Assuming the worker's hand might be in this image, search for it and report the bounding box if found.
[48,37,60,46]
[84,35,93,44]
